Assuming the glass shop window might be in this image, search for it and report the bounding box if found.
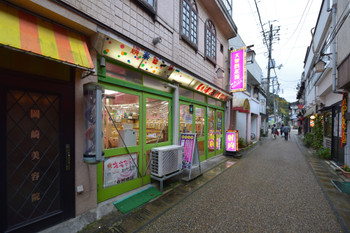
[146,98,169,144]
[104,89,140,149]
[180,104,192,133]
[143,75,171,93]
[324,112,332,138]
[195,107,205,137]
[179,87,193,99]
[106,62,142,85]
[208,109,215,152]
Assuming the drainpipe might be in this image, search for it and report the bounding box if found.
[167,83,179,145]
[329,0,342,94]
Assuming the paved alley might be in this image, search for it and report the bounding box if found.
[138,133,344,232]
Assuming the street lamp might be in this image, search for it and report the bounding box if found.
[246,45,256,64]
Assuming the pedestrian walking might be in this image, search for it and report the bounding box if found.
[283,125,291,140]
[271,124,277,139]
[280,124,285,137]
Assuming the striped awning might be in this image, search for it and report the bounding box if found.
[0,2,94,70]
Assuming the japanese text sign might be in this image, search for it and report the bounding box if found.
[226,130,238,152]
[103,153,138,188]
[230,48,247,92]
[180,134,196,164]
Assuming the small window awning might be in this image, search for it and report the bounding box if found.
[0,2,94,71]
[304,106,316,117]
[232,98,250,113]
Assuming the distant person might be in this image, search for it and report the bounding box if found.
[280,124,285,137]
[283,125,291,140]
[271,124,277,139]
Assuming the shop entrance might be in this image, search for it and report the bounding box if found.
[332,104,345,164]
[99,85,172,202]
[0,72,75,232]
[180,103,207,161]
[208,108,224,158]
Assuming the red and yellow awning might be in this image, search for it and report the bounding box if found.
[0,2,94,70]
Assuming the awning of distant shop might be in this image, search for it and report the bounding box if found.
[232,98,250,113]
[0,2,94,71]
[100,34,231,101]
[304,106,316,117]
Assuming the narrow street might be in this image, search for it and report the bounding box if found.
[78,131,350,233]
[137,132,344,232]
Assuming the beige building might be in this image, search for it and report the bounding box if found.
[0,0,237,232]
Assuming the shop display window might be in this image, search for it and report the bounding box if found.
[179,87,193,99]
[216,111,222,135]
[106,62,142,85]
[194,93,205,102]
[208,97,216,106]
[324,112,332,138]
[180,104,193,133]
[208,109,215,152]
[195,107,205,137]
[198,140,205,157]
[144,75,171,93]
[104,89,139,149]
[146,98,169,144]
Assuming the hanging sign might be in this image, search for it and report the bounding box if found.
[226,130,239,152]
[230,48,247,93]
[341,93,347,147]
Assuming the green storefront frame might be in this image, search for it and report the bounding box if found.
[97,57,226,202]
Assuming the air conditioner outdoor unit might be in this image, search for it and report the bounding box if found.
[151,145,184,177]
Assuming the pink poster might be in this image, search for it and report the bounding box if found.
[180,134,196,163]
[226,130,239,152]
[230,49,246,92]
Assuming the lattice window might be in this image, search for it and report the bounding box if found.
[181,0,198,49]
[205,19,216,64]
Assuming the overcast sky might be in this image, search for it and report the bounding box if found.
[232,0,323,103]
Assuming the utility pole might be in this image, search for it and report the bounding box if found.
[264,23,280,125]
[266,24,272,120]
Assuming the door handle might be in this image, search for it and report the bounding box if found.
[66,144,71,171]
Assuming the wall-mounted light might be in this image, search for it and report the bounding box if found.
[315,60,326,73]
[152,36,162,45]
[100,57,106,67]
[246,45,256,64]
[216,67,225,79]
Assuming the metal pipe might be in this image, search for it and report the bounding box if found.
[331,1,342,94]
[167,83,179,145]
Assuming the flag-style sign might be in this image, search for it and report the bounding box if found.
[298,104,304,110]
[230,48,247,92]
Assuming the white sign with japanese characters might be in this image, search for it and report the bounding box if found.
[103,153,138,188]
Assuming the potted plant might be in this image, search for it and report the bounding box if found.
[340,165,350,179]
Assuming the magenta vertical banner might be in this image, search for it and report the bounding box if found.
[226,130,238,152]
[180,134,196,163]
[230,48,246,92]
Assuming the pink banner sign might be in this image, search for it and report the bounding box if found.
[226,130,238,152]
[230,49,246,92]
[180,134,196,163]
[208,130,215,149]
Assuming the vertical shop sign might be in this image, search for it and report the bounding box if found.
[103,153,138,188]
[341,93,347,147]
[208,130,215,149]
[180,133,201,180]
[226,130,239,152]
[230,48,247,92]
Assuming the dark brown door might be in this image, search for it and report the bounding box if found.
[0,72,75,233]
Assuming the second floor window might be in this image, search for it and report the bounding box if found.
[134,0,157,16]
[181,0,198,49]
[205,19,216,64]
